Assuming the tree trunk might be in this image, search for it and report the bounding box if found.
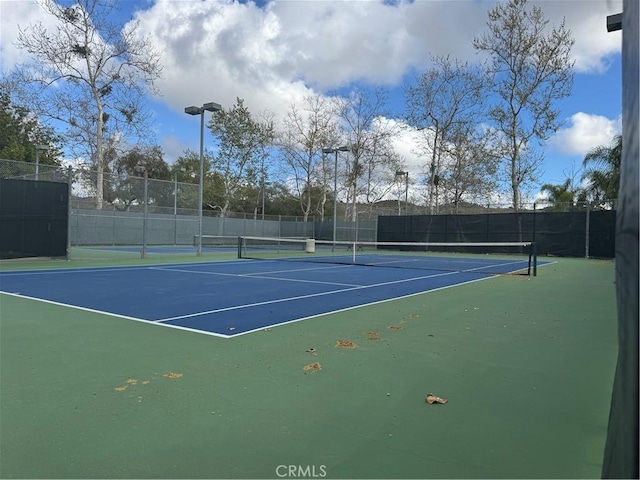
[95,111,104,209]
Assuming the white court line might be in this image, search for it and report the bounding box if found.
[148,266,361,288]
[230,260,557,338]
[157,270,460,322]
[0,260,557,339]
[0,291,231,338]
[0,259,244,276]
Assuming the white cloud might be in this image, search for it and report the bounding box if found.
[534,0,623,73]
[127,0,623,123]
[549,112,621,156]
[0,0,54,73]
[161,134,184,164]
[3,0,623,109]
[2,0,624,166]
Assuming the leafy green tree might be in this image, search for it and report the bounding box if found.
[581,134,621,205]
[106,146,171,210]
[174,149,221,214]
[473,0,574,211]
[0,86,61,166]
[207,98,274,216]
[263,182,304,217]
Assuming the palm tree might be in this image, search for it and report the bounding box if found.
[581,135,622,205]
[539,178,579,210]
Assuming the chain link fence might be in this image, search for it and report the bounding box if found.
[1,158,616,259]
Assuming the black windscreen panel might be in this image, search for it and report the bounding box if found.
[378,210,615,259]
[0,179,68,259]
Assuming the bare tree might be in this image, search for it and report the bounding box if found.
[359,127,405,210]
[11,0,162,208]
[276,94,341,221]
[405,55,489,213]
[473,0,574,211]
[335,88,398,221]
[440,124,501,212]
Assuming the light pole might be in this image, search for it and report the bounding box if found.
[322,146,349,248]
[395,171,409,215]
[185,102,223,256]
[35,144,49,180]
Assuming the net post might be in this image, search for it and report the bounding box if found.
[237,236,243,259]
[531,242,538,276]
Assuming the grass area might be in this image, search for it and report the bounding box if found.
[0,256,617,478]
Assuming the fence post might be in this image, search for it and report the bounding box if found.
[585,202,590,258]
[66,166,73,260]
[532,202,537,244]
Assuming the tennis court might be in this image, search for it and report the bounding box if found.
[0,248,618,479]
[0,240,539,337]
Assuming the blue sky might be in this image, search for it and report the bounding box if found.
[1,0,624,202]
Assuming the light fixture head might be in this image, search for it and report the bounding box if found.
[202,102,222,112]
[184,106,201,115]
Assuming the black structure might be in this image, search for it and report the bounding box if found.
[378,210,615,258]
[0,179,69,259]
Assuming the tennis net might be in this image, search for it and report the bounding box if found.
[237,236,538,276]
[194,235,243,248]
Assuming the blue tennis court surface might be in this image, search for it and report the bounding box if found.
[0,257,535,338]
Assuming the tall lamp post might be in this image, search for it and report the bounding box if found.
[322,146,349,248]
[35,144,49,180]
[395,171,409,215]
[185,102,223,256]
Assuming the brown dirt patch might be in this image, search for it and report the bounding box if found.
[335,340,357,349]
[303,362,322,372]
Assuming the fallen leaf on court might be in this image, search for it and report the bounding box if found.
[425,393,448,405]
[126,378,138,384]
[303,362,322,372]
[335,340,357,349]
[142,380,150,385]
[163,372,183,379]
[408,313,420,318]
[306,348,317,356]
[114,385,127,391]
[365,331,380,336]
[367,337,380,341]
[388,325,403,330]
